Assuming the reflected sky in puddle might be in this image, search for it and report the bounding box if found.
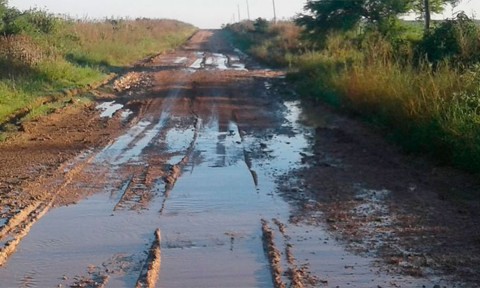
[96,101,124,118]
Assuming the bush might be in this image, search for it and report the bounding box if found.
[254,18,269,34]
[225,20,303,66]
[1,8,61,35]
[418,12,480,66]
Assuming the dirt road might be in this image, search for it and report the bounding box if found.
[0,30,478,287]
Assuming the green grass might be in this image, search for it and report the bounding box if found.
[293,36,480,172]
[0,18,196,125]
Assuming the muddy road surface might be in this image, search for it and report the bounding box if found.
[0,30,478,287]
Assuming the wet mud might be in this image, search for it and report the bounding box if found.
[0,30,477,287]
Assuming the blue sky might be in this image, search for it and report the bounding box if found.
[8,0,480,29]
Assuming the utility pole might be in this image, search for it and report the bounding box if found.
[246,0,251,20]
[238,4,241,22]
[424,0,431,31]
[272,0,277,23]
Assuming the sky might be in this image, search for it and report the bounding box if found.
[8,0,306,28]
[8,0,480,29]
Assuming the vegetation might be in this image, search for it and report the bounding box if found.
[224,18,303,67]
[225,0,480,173]
[0,2,196,124]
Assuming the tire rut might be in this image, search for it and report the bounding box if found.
[261,219,321,288]
[135,229,162,288]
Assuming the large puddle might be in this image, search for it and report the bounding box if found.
[0,48,453,287]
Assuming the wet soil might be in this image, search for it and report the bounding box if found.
[0,30,478,287]
[281,101,480,286]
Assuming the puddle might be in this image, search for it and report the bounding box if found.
[120,110,133,120]
[95,81,185,166]
[95,120,152,165]
[173,57,188,64]
[234,48,248,58]
[264,81,272,90]
[205,53,228,70]
[189,51,248,71]
[157,109,285,287]
[96,101,124,118]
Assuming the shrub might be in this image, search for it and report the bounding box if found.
[225,20,303,66]
[254,18,269,34]
[1,8,61,35]
[418,12,480,66]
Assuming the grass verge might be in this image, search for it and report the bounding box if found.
[0,17,196,126]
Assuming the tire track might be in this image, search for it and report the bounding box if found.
[0,150,97,266]
[113,166,152,212]
[262,219,321,288]
[261,219,287,288]
[0,201,53,267]
[136,229,162,288]
[70,275,109,288]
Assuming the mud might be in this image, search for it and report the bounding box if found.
[0,30,477,287]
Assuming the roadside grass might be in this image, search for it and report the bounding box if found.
[293,36,480,172]
[59,19,195,68]
[225,21,480,173]
[224,20,302,67]
[0,17,196,126]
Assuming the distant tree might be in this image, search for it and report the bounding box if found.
[296,0,411,36]
[253,18,269,34]
[0,0,8,31]
[413,0,460,30]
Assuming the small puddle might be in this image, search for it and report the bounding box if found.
[173,57,188,64]
[96,101,124,118]
[120,110,133,120]
[189,51,248,71]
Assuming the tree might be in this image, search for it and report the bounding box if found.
[0,0,8,31]
[296,0,460,37]
[411,0,460,30]
[296,0,412,37]
[254,18,269,34]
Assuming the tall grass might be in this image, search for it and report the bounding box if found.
[294,35,480,171]
[59,19,195,67]
[225,20,302,66]
[0,16,196,124]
